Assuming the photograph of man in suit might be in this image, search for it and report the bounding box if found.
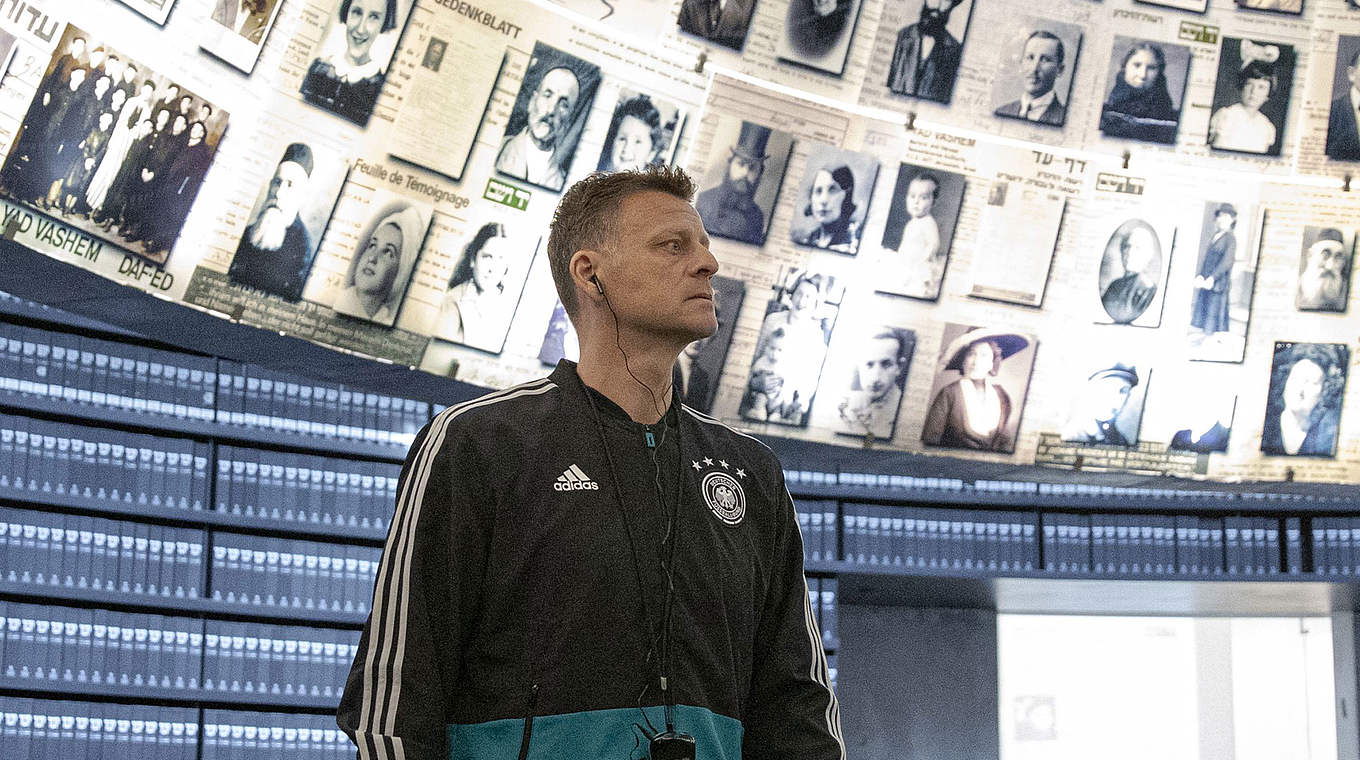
[677,0,756,51]
[495,64,581,192]
[1326,42,1360,161]
[674,275,743,413]
[696,121,773,245]
[211,0,276,43]
[885,0,968,103]
[1100,221,1161,325]
[1060,364,1141,446]
[228,142,317,301]
[994,30,1068,126]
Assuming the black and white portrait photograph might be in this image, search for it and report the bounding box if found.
[677,0,756,51]
[0,29,17,81]
[788,143,879,255]
[1098,36,1192,145]
[695,117,795,246]
[595,89,685,173]
[299,0,415,127]
[1261,342,1348,457]
[1094,216,1173,327]
[776,0,865,76]
[116,0,176,24]
[739,267,843,427]
[990,19,1082,128]
[538,300,579,366]
[876,162,966,300]
[201,0,286,74]
[883,0,975,104]
[830,325,915,441]
[322,190,431,326]
[1167,391,1235,454]
[675,275,745,414]
[227,141,347,302]
[0,26,230,266]
[921,324,1037,454]
[1235,0,1302,14]
[430,220,539,354]
[1187,200,1259,363]
[494,42,601,192]
[1296,226,1353,312]
[1059,362,1149,447]
[1326,36,1360,161]
[1206,38,1294,157]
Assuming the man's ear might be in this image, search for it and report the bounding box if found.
[569,250,604,302]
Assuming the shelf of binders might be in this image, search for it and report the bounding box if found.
[0,696,201,760]
[0,321,432,463]
[4,480,388,546]
[0,679,345,712]
[783,470,1356,512]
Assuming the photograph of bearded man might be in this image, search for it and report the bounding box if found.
[885,0,974,104]
[1296,227,1353,312]
[695,118,795,246]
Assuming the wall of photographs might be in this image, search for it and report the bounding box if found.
[0,0,1358,485]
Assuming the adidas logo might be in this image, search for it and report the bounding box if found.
[553,464,599,491]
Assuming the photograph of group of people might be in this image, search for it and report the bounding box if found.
[0,28,228,266]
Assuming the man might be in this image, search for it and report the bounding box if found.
[1297,227,1351,311]
[836,328,912,440]
[994,30,1067,125]
[1100,224,1159,324]
[211,0,275,43]
[1328,48,1360,160]
[676,0,756,51]
[228,143,316,301]
[337,165,843,759]
[495,65,580,191]
[696,121,770,244]
[886,0,965,103]
[1060,364,1139,446]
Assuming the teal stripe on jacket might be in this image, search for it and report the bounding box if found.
[448,704,743,760]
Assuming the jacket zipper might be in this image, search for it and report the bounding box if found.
[517,682,539,760]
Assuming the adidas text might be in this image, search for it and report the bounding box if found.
[553,480,599,491]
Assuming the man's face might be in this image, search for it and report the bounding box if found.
[858,337,902,401]
[155,110,169,130]
[905,177,936,219]
[70,39,85,58]
[1283,359,1324,418]
[1214,211,1234,232]
[178,96,193,114]
[171,115,187,135]
[264,160,309,220]
[609,114,654,172]
[1306,239,1347,280]
[1084,375,1132,424]
[918,0,956,31]
[1122,227,1156,278]
[89,49,105,68]
[1019,36,1062,98]
[723,154,764,197]
[354,222,402,296]
[597,190,719,344]
[471,235,511,293]
[809,170,846,226]
[812,0,837,17]
[526,67,580,150]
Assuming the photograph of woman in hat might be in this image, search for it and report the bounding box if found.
[1190,202,1238,344]
[696,117,794,246]
[330,194,429,326]
[921,325,1036,453]
[790,144,878,254]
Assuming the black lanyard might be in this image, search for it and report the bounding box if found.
[582,387,685,733]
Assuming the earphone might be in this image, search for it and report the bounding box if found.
[591,274,604,295]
